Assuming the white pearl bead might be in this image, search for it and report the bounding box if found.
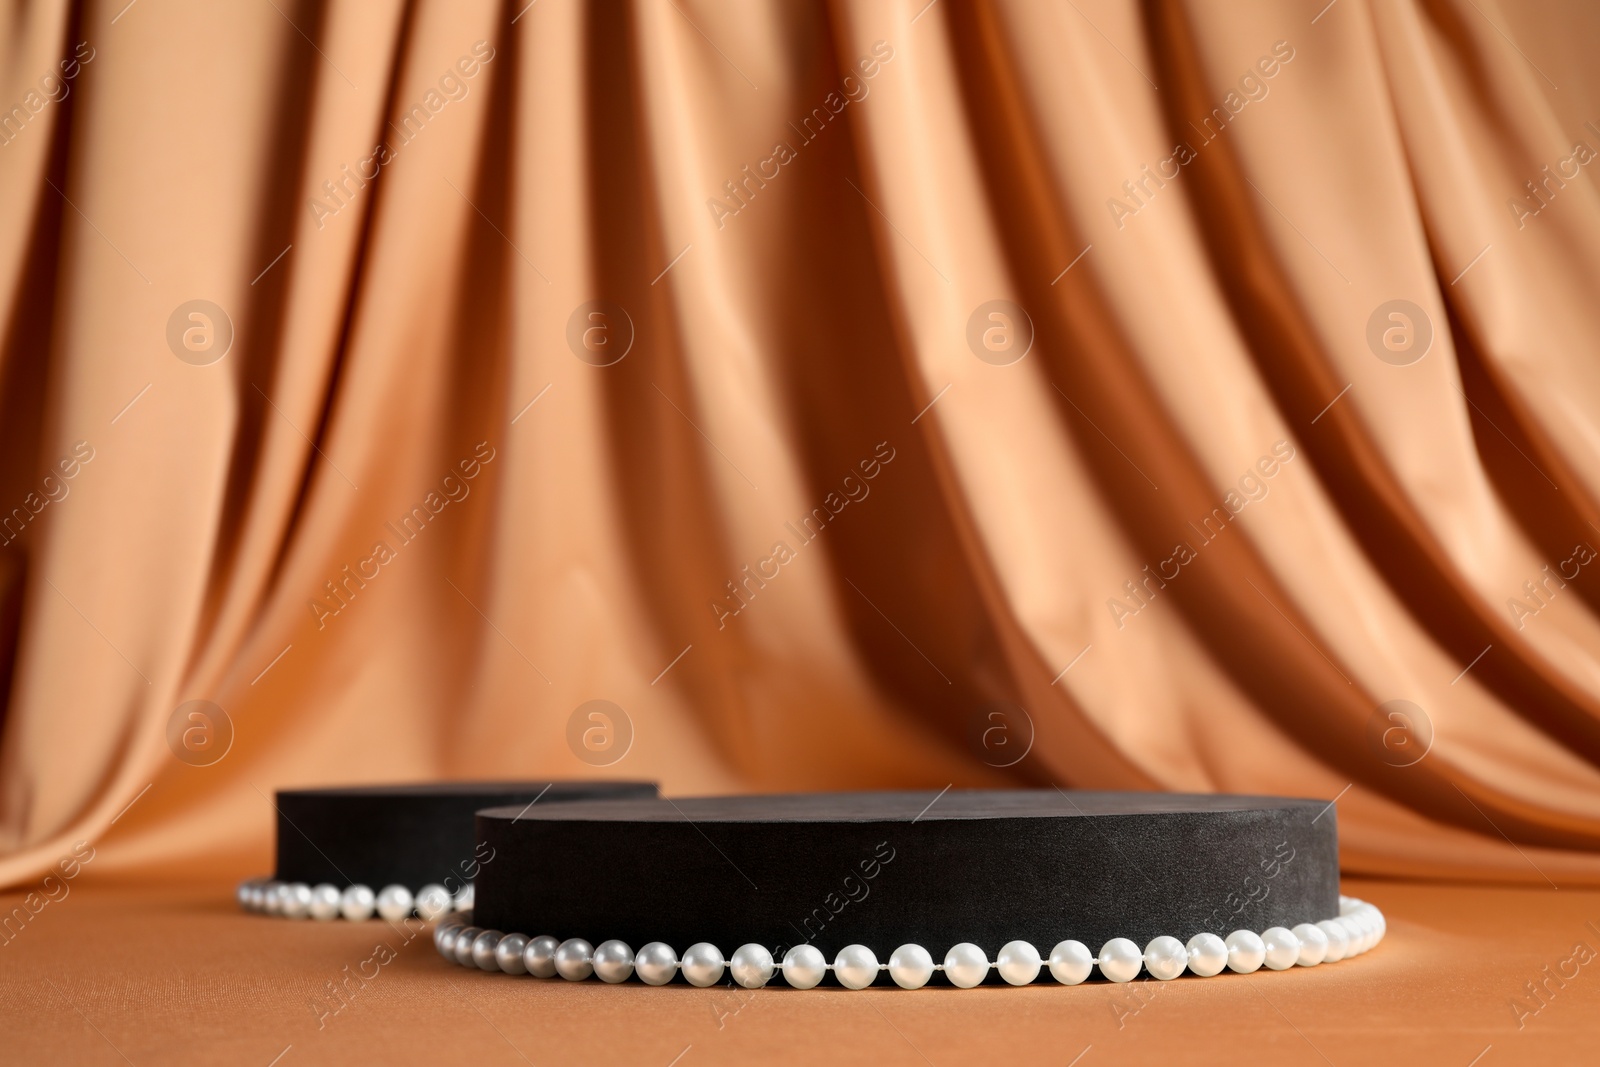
[888,944,935,989]
[472,930,504,971]
[1292,923,1328,966]
[282,883,313,919]
[730,944,775,989]
[1338,916,1365,955]
[376,884,414,922]
[1316,919,1348,962]
[1344,915,1369,953]
[996,941,1042,985]
[453,927,483,966]
[636,942,679,985]
[1261,927,1299,971]
[339,884,376,922]
[1185,933,1228,977]
[555,938,594,980]
[1361,917,1379,954]
[593,940,635,983]
[495,932,529,974]
[236,881,255,908]
[414,884,452,921]
[833,945,879,990]
[247,883,267,911]
[308,884,341,921]
[782,945,827,989]
[1097,938,1143,983]
[1225,930,1266,974]
[1048,940,1093,984]
[261,881,285,915]
[681,943,725,988]
[943,942,990,988]
[524,935,560,978]
[434,920,462,955]
[453,884,475,912]
[1143,935,1187,981]
[1337,921,1363,959]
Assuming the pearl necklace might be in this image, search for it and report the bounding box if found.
[236,877,474,922]
[432,895,1384,988]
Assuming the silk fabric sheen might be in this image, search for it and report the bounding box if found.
[2,0,1599,888]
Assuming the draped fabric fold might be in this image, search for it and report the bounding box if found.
[2,0,1599,887]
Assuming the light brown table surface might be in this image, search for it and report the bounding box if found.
[2,878,1595,1066]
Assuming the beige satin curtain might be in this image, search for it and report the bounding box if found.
[2,0,1600,888]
